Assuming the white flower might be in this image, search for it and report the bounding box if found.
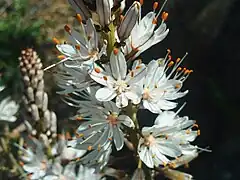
[49,17,107,72]
[90,48,146,107]
[139,53,190,113]
[123,0,169,60]
[75,100,134,151]
[0,97,19,122]
[17,140,49,179]
[138,107,199,168]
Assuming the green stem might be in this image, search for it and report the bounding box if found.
[107,22,116,58]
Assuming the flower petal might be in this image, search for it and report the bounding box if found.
[110,49,127,80]
[96,87,117,101]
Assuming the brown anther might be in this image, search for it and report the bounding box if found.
[76,14,82,23]
[175,83,181,89]
[64,25,71,33]
[76,116,83,121]
[168,61,174,67]
[113,48,119,55]
[197,130,201,136]
[177,67,182,72]
[153,2,158,10]
[176,58,181,63]
[57,55,65,60]
[108,137,112,141]
[87,146,93,151]
[130,71,134,77]
[154,84,158,88]
[161,12,169,21]
[103,76,108,81]
[152,18,158,24]
[94,67,101,73]
[193,124,199,128]
[136,65,141,69]
[167,49,171,54]
[52,37,60,45]
[75,44,81,50]
[120,15,124,22]
[184,70,190,75]
[140,0,144,6]
[165,135,168,139]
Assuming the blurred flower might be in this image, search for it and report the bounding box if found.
[0,97,19,122]
[90,48,146,107]
[75,101,134,151]
[138,107,199,168]
[139,53,190,113]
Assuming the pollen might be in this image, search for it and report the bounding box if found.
[152,18,158,24]
[113,48,119,55]
[161,12,169,21]
[153,2,158,10]
[64,24,71,33]
[52,37,60,45]
[75,44,81,50]
[94,67,101,73]
[57,55,65,60]
[76,14,82,23]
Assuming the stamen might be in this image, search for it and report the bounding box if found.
[87,146,93,151]
[75,44,81,50]
[140,0,144,6]
[113,48,119,55]
[52,37,60,45]
[94,67,101,73]
[152,18,158,24]
[57,55,66,60]
[161,11,168,21]
[156,0,168,18]
[64,24,71,33]
[153,2,159,11]
[167,61,174,67]
[76,116,83,121]
[76,14,82,24]
[103,76,108,81]
[197,130,201,136]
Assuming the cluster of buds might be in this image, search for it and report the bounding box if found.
[19,48,57,146]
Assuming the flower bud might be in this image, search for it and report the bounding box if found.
[96,0,113,27]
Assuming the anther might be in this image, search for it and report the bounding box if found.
[177,67,182,72]
[94,67,101,73]
[103,76,108,81]
[113,48,119,55]
[120,15,124,22]
[168,61,174,67]
[140,0,144,6]
[167,49,171,54]
[87,146,93,151]
[176,58,181,63]
[76,116,83,121]
[175,83,181,89]
[197,130,201,136]
[52,37,60,45]
[75,44,81,50]
[152,18,158,24]
[153,2,158,10]
[64,25,71,33]
[57,55,66,60]
[76,14,82,23]
[161,12,169,21]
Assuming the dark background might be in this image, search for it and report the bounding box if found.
[136,0,240,179]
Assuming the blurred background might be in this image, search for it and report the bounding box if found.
[0,0,239,179]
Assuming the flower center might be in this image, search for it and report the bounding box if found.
[142,88,151,100]
[144,135,156,147]
[114,79,128,94]
[107,113,118,125]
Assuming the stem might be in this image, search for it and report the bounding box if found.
[107,22,116,58]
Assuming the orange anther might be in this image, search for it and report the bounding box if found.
[153,2,158,10]
[186,129,191,134]
[184,70,190,75]
[108,137,112,141]
[161,12,169,21]
[130,71,134,77]
[57,55,66,60]
[175,83,181,89]
[176,58,181,63]
[75,44,81,50]
[189,70,193,73]
[87,146,93,151]
[197,130,201,136]
[140,0,144,5]
[52,37,60,45]
[177,67,182,72]
[19,161,24,166]
[120,15,124,22]
[94,67,101,73]
[103,76,108,81]
[136,65,141,69]
[76,116,83,121]
[152,18,158,24]
[64,25,71,33]
[76,14,82,23]
[113,48,119,55]
[193,124,199,128]
[168,61,174,67]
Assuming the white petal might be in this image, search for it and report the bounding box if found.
[116,94,128,108]
[95,87,116,101]
[113,126,124,151]
[110,49,127,80]
[118,115,134,128]
[138,146,154,168]
[143,100,162,114]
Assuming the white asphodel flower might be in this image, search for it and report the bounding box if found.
[17,140,49,179]
[74,101,134,151]
[138,106,199,168]
[124,0,169,60]
[139,52,190,113]
[0,96,19,122]
[43,163,103,180]
[45,16,107,71]
[89,48,146,107]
